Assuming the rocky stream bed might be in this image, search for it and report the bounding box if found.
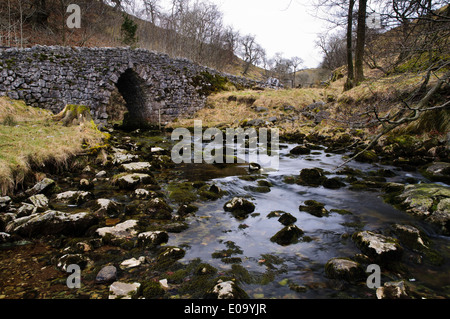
[0,126,449,299]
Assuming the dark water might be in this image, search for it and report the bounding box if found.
[166,140,450,299]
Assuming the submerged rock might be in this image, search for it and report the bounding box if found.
[270,225,304,246]
[392,224,428,250]
[96,265,117,284]
[224,197,256,219]
[376,281,409,299]
[109,281,141,299]
[324,258,365,282]
[290,145,311,155]
[299,200,329,218]
[278,212,297,226]
[323,177,346,189]
[352,231,403,264]
[56,254,91,272]
[206,279,249,299]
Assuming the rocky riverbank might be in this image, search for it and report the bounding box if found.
[0,123,449,299]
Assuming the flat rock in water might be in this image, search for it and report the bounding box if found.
[96,220,138,239]
[111,148,139,165]
[120,162,152,173]
[55,191,93,205]
[109,282,141,299]
[116,174,154,190]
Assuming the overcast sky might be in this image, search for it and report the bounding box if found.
[214,0,325,69]
[158,0,327,69]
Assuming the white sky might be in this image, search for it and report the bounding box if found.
[214,0,325,68]
[158,0,327,69]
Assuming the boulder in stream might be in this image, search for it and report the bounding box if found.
[352,231,403,264]
[224,197,255,219]
[297,168,326,187]
[299,200,329,218]
[206,279,249,299]
[397,184,450,235]
[270,225,304,246]
[324,258,365,282]
[7,210,97,238]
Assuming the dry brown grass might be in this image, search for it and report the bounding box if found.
[0,97,106,195]
[168,88,328,131]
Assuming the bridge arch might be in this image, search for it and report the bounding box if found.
[115,68,151,129]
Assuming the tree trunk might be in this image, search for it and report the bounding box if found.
[344,0,356,91]
[355,0,367,85]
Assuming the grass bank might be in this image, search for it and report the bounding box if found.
[0,97,106,196]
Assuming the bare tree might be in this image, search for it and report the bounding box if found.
[316,32,347,70]
[290,56,304,88]
[240,34,265,75]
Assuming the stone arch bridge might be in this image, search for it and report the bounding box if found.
[0,45,270,128]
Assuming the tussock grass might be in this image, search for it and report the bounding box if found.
[0,97,105,195]
[169,88,327,130]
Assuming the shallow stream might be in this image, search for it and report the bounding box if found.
[163,136,450,298]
